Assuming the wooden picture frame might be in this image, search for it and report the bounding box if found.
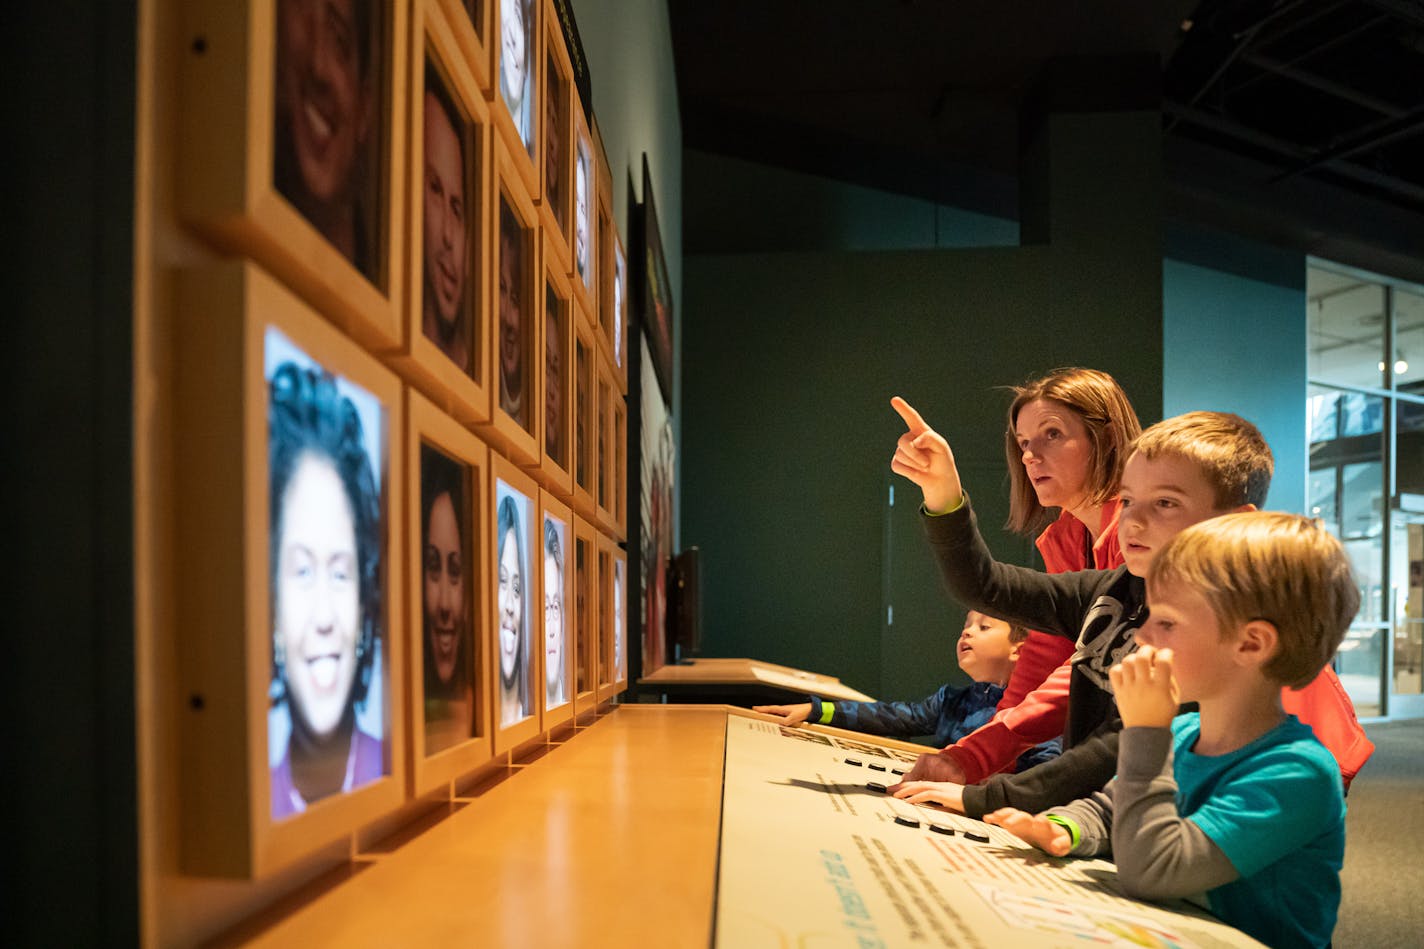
[594,355,617,533]
[612,544,629,693]
[491,0,540,201]
[611,375,628,541]
[489,454,543,752]
[538,0,575,276]
[571,515,599,715]
[537,229,575,494]
[178,0,409,352]
[539,491,576,727]
[406,390,493,797]
[481,134,541,466]
[439,0,492,96]
[595,532,625,702]
[173,261,405,877]
[400,0,494,426]
[593,120,626,392]
[605,227,629,394]
[570,298,598,520]
[570,99,597,316]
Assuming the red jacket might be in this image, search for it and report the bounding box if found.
[941,499,1374,789]
[943,502,1122,783]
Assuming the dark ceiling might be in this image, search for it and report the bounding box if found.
[668,0,1424,275]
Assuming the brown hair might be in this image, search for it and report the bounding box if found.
[1004,368,1142,534]
[1128,411,1273,509]
[1148,512,1359,688]
[1007,622,1030,646]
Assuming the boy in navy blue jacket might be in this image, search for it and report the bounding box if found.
[755,611,1061,769]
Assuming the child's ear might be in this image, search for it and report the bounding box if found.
[1235,618,1279,671]
[1231,502,1258,514]
[1008,639,1024,662]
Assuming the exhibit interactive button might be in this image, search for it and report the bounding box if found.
[891,768,906,776]
[844,758,862,767]
[929,823,955,836]
[866,781,888,793]
[868,763,886,772]
[893,814,920,829]
[963,830,990,843]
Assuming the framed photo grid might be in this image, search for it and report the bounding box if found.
[169,0,630,881]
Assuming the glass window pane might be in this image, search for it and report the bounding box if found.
[1338,625,1384,717]
[1307,468,1337,525]
[1393,287,1424,392]
[1340,461,1383,542]
[1339,393,1384,437]
[1392,516,1423,699]
[1309,268,1385,389]
[1309,389,1339,443]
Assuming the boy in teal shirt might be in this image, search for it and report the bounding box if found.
[969,512,1355,949]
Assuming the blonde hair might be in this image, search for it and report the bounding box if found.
[1148,512,1359,688]
[1004,368,1142,534]
[1128,411,1273,509]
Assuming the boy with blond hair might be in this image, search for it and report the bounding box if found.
[969,513,1355,948]
[888,403,1272,814]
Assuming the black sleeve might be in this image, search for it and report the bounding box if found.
[960,721,1122,819]
[921,497,1106,641]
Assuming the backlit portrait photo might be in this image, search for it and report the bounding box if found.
[543,515,568,708]
[498,0,534,155]
[273,0,384,284]
[613,243,625,369]
[613,558,625,681]
[420,444,474,754]
[498,199,528,427]
[545,283,565,465]
[495,480,533,725]
[544,53,566,229]
[265,327,386,819]
[421,65,474,374]
[574,138,591,287]
[575,536,588,695]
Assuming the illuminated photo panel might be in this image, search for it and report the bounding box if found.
[419,443,476,755]
[494,477,535,726]
[420,62,477,376]
[497,0,535,156]
[542,512,569,709]
[264,326,388,820]
[272,0,388,286]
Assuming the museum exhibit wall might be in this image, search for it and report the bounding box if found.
[114,1,681,945]
[681,123,1312,704]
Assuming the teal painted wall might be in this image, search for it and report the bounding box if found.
[1163,227,1307,513]
[682,111,1166,699]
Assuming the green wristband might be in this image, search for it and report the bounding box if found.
[1045,814,1081,850]
[817,699,835,725]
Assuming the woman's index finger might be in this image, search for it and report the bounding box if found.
[890,396,929,435]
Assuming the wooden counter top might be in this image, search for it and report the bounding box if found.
[228,707,728,948]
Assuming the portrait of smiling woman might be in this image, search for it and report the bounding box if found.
[496,485,532,725]
[266,352,385,819]
[420,445,474,753]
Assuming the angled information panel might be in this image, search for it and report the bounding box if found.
[716,715,1265,948]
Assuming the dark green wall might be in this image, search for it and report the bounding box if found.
[682,110,1165,700]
